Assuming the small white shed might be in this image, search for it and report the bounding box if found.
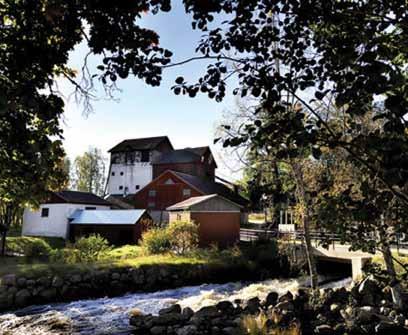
[22,191,111,239]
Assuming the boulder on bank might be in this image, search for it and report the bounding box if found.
[0,311,72,335]
[129,280,408,335]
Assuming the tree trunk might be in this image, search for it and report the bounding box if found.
[382,243,405,309]
[0,230,6,256]
[303,211,319,289]
[292,161,319,289]
[0,203,14,256]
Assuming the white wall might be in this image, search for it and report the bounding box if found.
[22,203,110,239]
[107,163,153,195]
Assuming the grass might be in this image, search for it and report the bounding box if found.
[0,251,212,277]
[0,243,248,278]
[372,252,408,276]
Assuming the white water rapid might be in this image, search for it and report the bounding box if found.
[0,277,351,335]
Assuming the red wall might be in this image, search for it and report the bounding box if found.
[134,171,203,210]
[191,212,240,248]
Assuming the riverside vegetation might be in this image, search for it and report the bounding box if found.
[0,222,296,312]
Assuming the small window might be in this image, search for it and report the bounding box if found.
[148,190,156,197]
[164,178,175,185]
[177,213,182,220]
[41,208,49,217]
[135,185,140,190]
[141,151,150,162]
[148,202,155,208]
[183,189,191,197]
[111,172,115,176]
[119,185,124,190]
[120,171,124,176]
[85,207,96,210]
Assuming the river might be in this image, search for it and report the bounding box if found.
[0,276,351,335]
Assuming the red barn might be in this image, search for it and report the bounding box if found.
[132,170,248,223]
[167,194,242,247]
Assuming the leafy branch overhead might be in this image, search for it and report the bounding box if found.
[0,0,174,206]
[172,1,408,204]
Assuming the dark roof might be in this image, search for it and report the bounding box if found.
[172,171,249,207]
[153,146,212,165]
[104,195,135,209]
[51,191,111,206]
[108,136,172,153]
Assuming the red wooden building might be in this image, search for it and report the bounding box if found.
[132,170,248,222]
[167,194,242,247]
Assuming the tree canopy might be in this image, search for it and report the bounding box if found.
[72,148,106,196]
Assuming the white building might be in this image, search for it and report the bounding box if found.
[22,190,111,239]
[105,136,173,197]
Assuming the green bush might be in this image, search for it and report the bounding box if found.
[6,237,52,257]
[49,248,80,264]
[167,220,199,254]
[101,245,142,260]
[74,234,112,262]
[141,228,171,254]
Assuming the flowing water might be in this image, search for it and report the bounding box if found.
[0,277,351,335]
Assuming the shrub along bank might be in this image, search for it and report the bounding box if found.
[0,240,295,312]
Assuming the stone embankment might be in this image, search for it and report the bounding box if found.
[130,275,408,335]
[0,258,290,312]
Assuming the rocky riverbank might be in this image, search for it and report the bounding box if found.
[130,275,408,335]
[0,256,292,312]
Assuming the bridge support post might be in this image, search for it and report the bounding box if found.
[351,257,371,281]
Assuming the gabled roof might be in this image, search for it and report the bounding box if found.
[108,136,173,153]
[50,191,111,206]
[167,194,242,211]
[153,146,217,167]
[69,209,147,225]
[171,171,249,207]
[167,194,217,210]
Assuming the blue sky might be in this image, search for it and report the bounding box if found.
[59,2,242,180]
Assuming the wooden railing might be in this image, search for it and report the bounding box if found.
[240,228,408,250]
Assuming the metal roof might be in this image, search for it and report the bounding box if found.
[171,171,249,207]
[69,209,147,225]
[167,194,242,211]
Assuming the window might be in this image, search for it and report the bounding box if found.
[141,151,150,162]
[177,213,182,220]
[119,185,124,190]
[148,190,156,197]
[164,178,175,185]
[111,172,115,176]
[148,202,155,208]
[183,189,191,197]
[135,185,140,190]
[120,171,124,176]
[41,208,49,217]
[85,207,96,210]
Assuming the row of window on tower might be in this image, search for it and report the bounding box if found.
[118,185,140,191]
